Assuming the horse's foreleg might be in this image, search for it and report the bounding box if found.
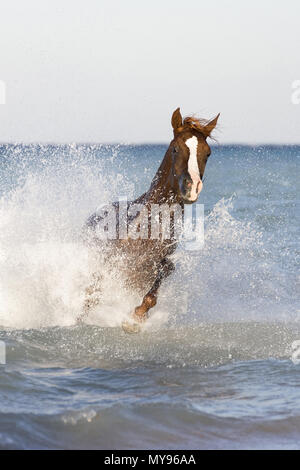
[133,258,175,323]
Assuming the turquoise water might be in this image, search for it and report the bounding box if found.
[0,144,299,449]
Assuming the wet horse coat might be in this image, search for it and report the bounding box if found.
[83,108,219,329]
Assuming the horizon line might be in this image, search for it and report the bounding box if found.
[0,141,300,147]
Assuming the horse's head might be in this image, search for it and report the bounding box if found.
[169,107,220,203]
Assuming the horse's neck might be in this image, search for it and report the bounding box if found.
[140,148,181,206]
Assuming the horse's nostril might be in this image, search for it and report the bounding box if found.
[186,181,192,188]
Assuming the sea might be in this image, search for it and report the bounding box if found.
[0,143,299,449]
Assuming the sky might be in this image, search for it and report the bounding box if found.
[0,0,299,143]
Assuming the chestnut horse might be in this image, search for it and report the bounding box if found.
[81,108,219,332]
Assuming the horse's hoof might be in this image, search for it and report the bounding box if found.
[121,320,142,334]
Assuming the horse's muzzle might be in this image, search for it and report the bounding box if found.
[179,172,203,203]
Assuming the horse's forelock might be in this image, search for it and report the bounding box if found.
[174,115,217,140]
[183,116,211,135]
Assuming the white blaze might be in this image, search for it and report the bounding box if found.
[186,136,199,176]
[185,136,202,201]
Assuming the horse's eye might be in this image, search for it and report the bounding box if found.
[172,146,178,154]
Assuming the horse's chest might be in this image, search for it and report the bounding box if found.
[114,239,175,292]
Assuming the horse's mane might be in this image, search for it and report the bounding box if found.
[172,108,219,139]
[181,114,218,140]
[182,116,211,133]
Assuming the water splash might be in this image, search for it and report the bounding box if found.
[0,144,298,330]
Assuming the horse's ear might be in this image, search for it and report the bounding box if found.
[171,107,183,133]
[203,113,220,138]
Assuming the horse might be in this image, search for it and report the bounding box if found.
[81,107,219,332]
